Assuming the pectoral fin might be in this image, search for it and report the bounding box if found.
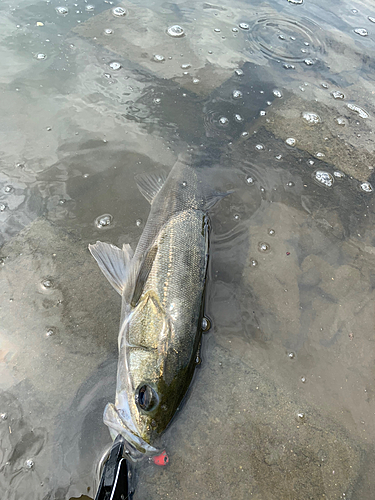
[203,190,234,211]
[135,170,167,204]
[89,241,133,295]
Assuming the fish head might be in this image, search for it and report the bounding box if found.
[103,395,161,460]
[104,367,188,460]
[104,294,192,459]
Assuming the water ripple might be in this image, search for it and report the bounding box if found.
[249,16,324,63]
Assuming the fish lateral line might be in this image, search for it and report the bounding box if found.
[126,344,159,353]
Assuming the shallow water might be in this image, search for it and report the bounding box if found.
[0,0,374,498]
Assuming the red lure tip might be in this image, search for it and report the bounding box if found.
[152,450,169,466]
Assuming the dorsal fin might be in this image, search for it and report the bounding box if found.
[89,241,133,295]
[134,170,167,204]
[131,245,158,307]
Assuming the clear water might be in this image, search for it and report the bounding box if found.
[0,0,374,498]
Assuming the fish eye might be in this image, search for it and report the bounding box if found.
[136,384,158,412]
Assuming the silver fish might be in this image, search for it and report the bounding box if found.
[89,156,223,459]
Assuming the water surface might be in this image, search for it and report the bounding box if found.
[0,0,374,498]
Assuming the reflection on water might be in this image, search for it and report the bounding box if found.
[0,0,374,498]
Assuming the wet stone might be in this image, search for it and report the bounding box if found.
[153,54,165,62]
[313,170,334,188]
[56,6,68,16]
[331,90,345,99]
[360,181,373,193]
[219,116,229,126]
[46,327,56,337]
[302,112,321,124]
[167,25,185,37]
[41,279,53,290]
[347,103,369,119]
[333,171,345,179]
[24,459,35,470]
[258,242,270,253]
[112,7,127,17]
[95,213,113,229]
[232,90,243,99]
[335,117,346,126]
[354,28,368,37]
[296,412,306,422]
[109,61,121,70]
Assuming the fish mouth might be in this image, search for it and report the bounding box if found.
[103,403,159,461]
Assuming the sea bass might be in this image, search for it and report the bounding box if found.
[89,156,221,459]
